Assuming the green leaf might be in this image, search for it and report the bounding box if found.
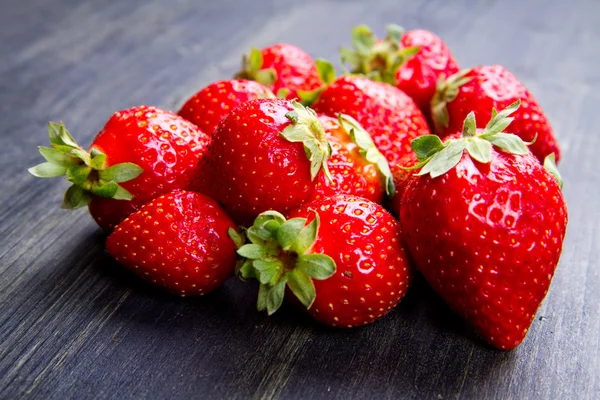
[431,69,473,134]
[385,24,404,43]
[485,133,530,155]
[28,162,67,178]
[266,280,286,315]
[90,152,107,170]
[280,100,331,181]
[254,68,277,86]
[462,111,477,137]
[351,24,376,55]
[38,146,80,166]
[287,268,316,309]
[410,135,445,162]
[66,165,92,186]
[465,138,492,163]
[91,180,119,198]
[316,59,336,84]
[248,47,263,73]
[239,260,256,279]
[61,184,92,209]
[418,140,466,178]
[228,227,244,249]
[340,47,361,71]
[483,100,520,135]
[543,153,563,189]
[112,185,134,200]
[297,88,324,107]
[276,88,290,99]
[293,213,319,254]
[297,253,336,280]
[254,258,282,285]
[98,162,143,183]
[237,243,268,259]
[257,283,268,312]
[277,218,306,250]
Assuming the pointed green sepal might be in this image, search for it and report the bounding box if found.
[62,184,92,209]
[235,210,337,316]
[235,47,278,87]
[430,69,474,134]
[543,153,563,189]
[280,100,332,181]
[338,114,395,196]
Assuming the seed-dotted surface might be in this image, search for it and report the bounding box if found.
[1,0,599,399]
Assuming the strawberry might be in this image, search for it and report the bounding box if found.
[311,75,430,204]
[431,65,561,163]
[177,79,275,134]
[399,102,567,349]
[236,43,329,100]
[29,106,210,231]
[106,190,240,296]
[340,24,459,113]
[192,99,332,226]
[311,114,394,204]
[234,194,412,327]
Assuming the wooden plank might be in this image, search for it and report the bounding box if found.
[0,0,598,398]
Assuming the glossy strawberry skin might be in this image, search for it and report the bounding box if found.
[312,76,430,203]
[177,79,274,134]
[288,195,412,327]
[310,115,384,204]
[192,99,316,226]
[397,29,459,112]
[260,43,322,99]
[400,148,567,349]
[439,65,561,163]
[88,106,210,231]
[106,190,238,296]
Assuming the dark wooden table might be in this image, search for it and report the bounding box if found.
[1,0,598,398]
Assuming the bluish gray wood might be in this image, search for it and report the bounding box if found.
[1,0,598,399]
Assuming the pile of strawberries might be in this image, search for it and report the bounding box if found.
[30,24,567,350]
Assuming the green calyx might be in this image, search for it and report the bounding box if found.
[236,47,278,87]
[229,210,336,315]
[543,153,563,189]
[281,100,333,182]
[297,59,337,106]
[337,114,395,196]
[430,68,473,134]
[28,122,143,209]
[340,24,420,86]
[407,100,533,178]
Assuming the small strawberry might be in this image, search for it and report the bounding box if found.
[234,194,412,327]
[192,99,332,226]
[236,43,331,100]
[106,190,240,296]
[312,75,430,203]
[431,65,561,163]
[177,79,275,134]
[340,24,460,113]
[400,102,567,349]
[311,114,394,204]
[29,106,210,231]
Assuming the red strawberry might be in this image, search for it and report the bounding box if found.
[431,65,561,163]
[400,102,567,349]
[236,43,325,100]
[29,106,210,231]
[234,194,412,327]
[177,79,275,134]
[192,99,331,226]
[311,114,394,204]
[106,190,239,296]
[312,75,430,204]
[340,24,459,113]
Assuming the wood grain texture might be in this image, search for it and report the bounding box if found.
[1,0,599,398]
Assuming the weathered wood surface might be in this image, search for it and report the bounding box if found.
[1,0,598,398]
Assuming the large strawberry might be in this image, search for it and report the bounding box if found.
[234,194,412,327]
[192,99,332,226]
[177,79,275,134]
[312,114,393,204]
[311,75,430,204]
[29,106,210,231]
[340,24,459,113]
[236,43,330,100]
[400,102,567,350]
[106,190,240,296]
[431,65,561,163]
